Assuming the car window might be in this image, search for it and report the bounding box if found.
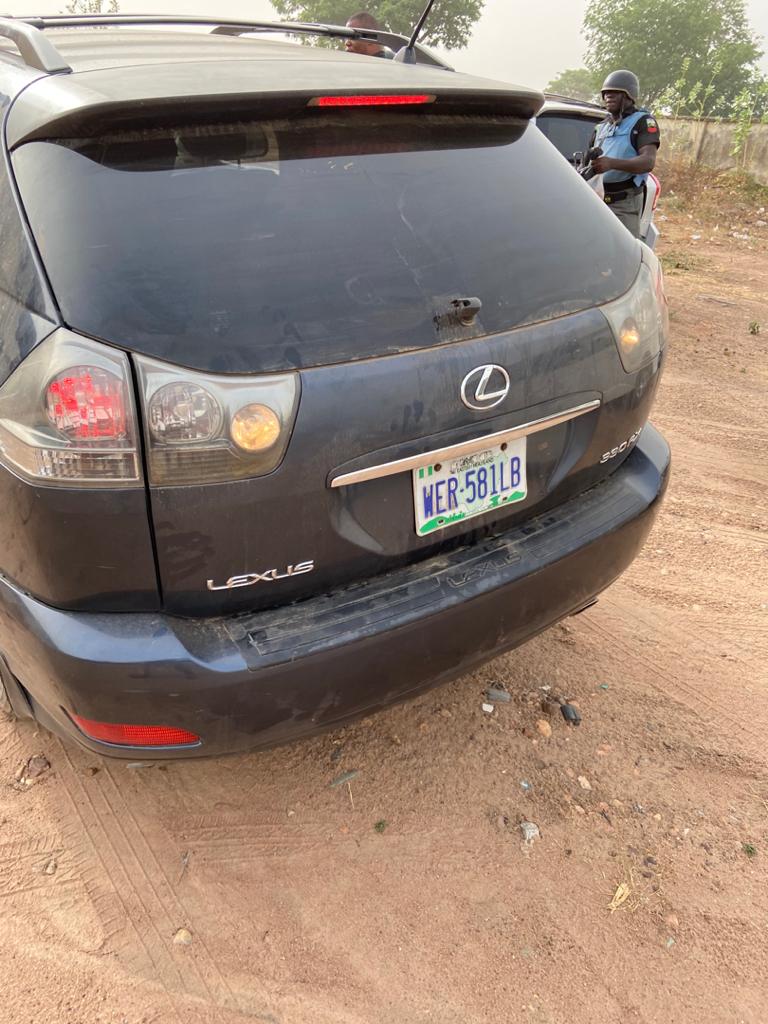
[537,113,602,163]
[14,114,637,373]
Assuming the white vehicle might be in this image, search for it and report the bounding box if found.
[536,94,660,249]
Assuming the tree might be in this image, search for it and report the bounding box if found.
[583,0,765,117]
[545,68,601,103]
[269,1,483,51]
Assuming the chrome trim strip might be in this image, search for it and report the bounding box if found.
[330,399,601,488]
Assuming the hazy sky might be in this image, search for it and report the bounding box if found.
[8,0,768,89]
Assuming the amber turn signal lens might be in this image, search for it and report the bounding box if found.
[230,403,281,452]
[619,320,641,349]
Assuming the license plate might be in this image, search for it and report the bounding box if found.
[412,438,527,536]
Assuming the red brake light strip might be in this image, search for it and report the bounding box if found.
[310,94,435,107]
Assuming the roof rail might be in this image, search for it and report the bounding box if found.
[11,14,453,70]
[543,92,603,111]
[0,17,71,73]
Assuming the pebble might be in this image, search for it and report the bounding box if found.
[653,813,662,822]
[481,703,495,714]
[15,754,51,785]
[486,688,511,703]
[43,857,57,876]
[610,799,624,809]
[173,928,193,946]
[560,703,582,726]
[329,769,359,788]
[573,804,586,815]
[535,719,552,738]
[519,821,540,844]
[577,776,592,791]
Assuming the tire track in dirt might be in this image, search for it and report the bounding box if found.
[99,761,279,1021]
[53,740,201,1024]
[50,741,283,1024]
[583,595,768,768]
[0,836,65,898]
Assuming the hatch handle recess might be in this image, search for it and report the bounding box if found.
[451,297,482,326]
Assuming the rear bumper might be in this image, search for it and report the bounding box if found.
[0,425,670,759]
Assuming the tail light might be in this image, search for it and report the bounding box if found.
[600,247,668,373]
[649,172,661,211]
[0,330,140,487]
[135,355,299,485]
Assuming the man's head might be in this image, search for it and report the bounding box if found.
[345,11,384,55]
[601,69,640,119]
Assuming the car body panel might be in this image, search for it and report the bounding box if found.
[1,426,670,758]
[0,26,670,757]
[5,30,543,148]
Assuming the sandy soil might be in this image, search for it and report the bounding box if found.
[1,196,767,1024]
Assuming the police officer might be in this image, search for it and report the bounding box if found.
[590,70,661,237]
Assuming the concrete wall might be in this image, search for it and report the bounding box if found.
[659,118,768,185]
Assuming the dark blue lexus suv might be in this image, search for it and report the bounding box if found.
[0,15,670,757]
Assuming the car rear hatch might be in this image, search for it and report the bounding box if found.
[10,55,658,617]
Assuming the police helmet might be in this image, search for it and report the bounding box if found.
[601,70,640,103]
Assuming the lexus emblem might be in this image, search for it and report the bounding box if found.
[460,364,510,411]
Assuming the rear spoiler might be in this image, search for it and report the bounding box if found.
[5,63,544,148]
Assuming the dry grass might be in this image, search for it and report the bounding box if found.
[657,154,768,225]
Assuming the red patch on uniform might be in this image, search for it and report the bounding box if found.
[647,125,658,132]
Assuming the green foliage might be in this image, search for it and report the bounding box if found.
[731,73,768,163]
[65,0,119,12]
[269,0,483,50]
[545,68,602,103]
[373,819,388,833]
[656,57,726,122]
[583,0,765,117]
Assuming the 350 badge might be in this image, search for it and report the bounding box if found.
[600,427,643,464]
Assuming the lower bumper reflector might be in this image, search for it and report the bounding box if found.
[70,714,200,747]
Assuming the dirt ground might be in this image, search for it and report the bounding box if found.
[1,183,767,1024]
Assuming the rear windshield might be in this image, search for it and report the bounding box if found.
[14,115,638,373]
[536,113,601,163]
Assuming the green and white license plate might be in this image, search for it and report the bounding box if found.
[412,438,527,537]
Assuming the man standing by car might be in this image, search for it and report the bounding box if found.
[590,70,661,237]
[344,12,393,57]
